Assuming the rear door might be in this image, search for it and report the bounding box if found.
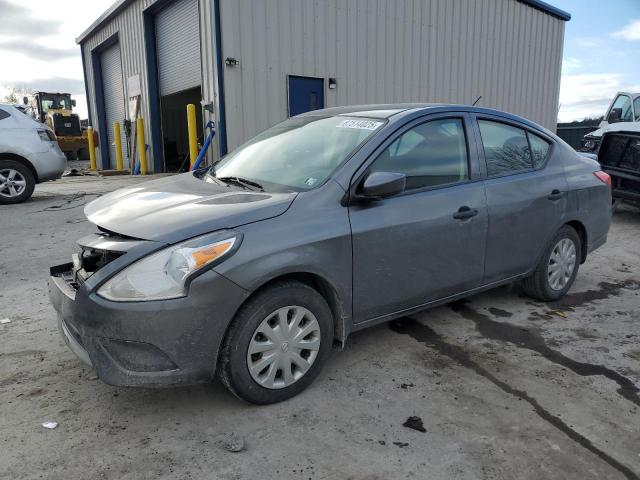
[349,113,488,324]
[472,115,568,283]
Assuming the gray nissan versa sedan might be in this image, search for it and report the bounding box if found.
[49,104,612,404]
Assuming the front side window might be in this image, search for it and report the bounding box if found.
[368,118,469,191]
[478,120,532,176]
[0,108,10,120]
[609,95,633,122]
[634,96,640,121]
[212,116,385,192]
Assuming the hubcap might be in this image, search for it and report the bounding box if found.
[0,169,27,198]
[247,306,321,389]
[548,238,577,291]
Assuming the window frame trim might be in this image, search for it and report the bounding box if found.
[348,112,481,200]
[473,114,555,180]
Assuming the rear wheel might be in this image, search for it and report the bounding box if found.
[218,281,333,404]
[520,225,581,302]
[0,160,35,204]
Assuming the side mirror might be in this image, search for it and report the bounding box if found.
[359,171,406,199]
[72,99,76,107]
[608,108,621,124]
[22,96,28,105]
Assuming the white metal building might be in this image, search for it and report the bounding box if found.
[77,0,570,173]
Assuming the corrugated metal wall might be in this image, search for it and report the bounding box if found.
[81,0,564,169]
[80,0,216,171]
[219,0,565,151]
[81,0,154,170]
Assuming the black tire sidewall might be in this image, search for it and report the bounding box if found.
[0,160,35,204]
[540,226,581,300]
[223,283,333,404]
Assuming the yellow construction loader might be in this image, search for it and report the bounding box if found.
[27,92,89,160]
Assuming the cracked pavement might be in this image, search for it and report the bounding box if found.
[1,174,639,479]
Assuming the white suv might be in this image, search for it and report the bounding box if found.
[0,104,66,203]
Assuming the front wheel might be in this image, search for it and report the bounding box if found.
[218,281,334,404]
[520,225,581,302]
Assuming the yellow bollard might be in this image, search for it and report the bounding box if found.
[87,126,96,171]
[136,117,147,175]
[113,121,123,171]
[186,104,198,169]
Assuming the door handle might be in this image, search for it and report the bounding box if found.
[547,189,565,201]
[453,206,479,220]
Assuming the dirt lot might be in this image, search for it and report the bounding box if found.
[1,173,639,480]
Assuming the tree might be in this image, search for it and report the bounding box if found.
[1,85,34,105]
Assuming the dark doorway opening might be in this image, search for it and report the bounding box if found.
[160,86,203,172]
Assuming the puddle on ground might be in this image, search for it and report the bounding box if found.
[449,299,640,408]
[390,318,639,480]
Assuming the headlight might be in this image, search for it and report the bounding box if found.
[97,231,241,302]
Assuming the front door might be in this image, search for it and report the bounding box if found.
[349,115,488,324]
[288,76,324,117]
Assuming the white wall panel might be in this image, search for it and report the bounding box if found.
[219,0,565,150]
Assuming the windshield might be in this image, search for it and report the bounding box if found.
[40,95,72,112]
[211,115,385,191]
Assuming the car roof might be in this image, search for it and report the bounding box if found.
[300,103,549,134]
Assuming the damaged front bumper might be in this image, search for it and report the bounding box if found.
[48,234,249,387]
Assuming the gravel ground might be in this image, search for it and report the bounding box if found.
[1,174,639,480]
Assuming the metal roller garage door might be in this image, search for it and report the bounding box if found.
[100,42,127,168]
[155,0,201,96]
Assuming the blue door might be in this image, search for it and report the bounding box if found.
[288,76,324,117]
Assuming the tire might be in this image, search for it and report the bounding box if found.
[0,160,35,204]
[520,225,582,302]
[218,280,334,404]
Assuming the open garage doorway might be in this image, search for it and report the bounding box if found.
[160,87,203,172]
[154,0,202,172]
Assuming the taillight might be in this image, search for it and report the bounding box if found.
[37,129,57,142]
[594,170,611,189]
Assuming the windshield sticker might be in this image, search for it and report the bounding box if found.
[337,119,383,131]
[304,177,318,186]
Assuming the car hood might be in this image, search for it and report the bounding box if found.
[84,172,297,243]
[586,121,640,139]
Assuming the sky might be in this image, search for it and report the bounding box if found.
[0,0,639,123]
[553,0,640,122]
[0,0,113,119]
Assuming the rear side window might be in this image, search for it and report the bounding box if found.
[369,118,469,191]
[634,97,640,121]
[0,108,10,120]
[478,120,532,176]
[528,132,551,168]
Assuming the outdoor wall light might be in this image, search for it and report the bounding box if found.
[328,78,337,89]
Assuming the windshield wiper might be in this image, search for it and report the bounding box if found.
[218,176,264,191]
